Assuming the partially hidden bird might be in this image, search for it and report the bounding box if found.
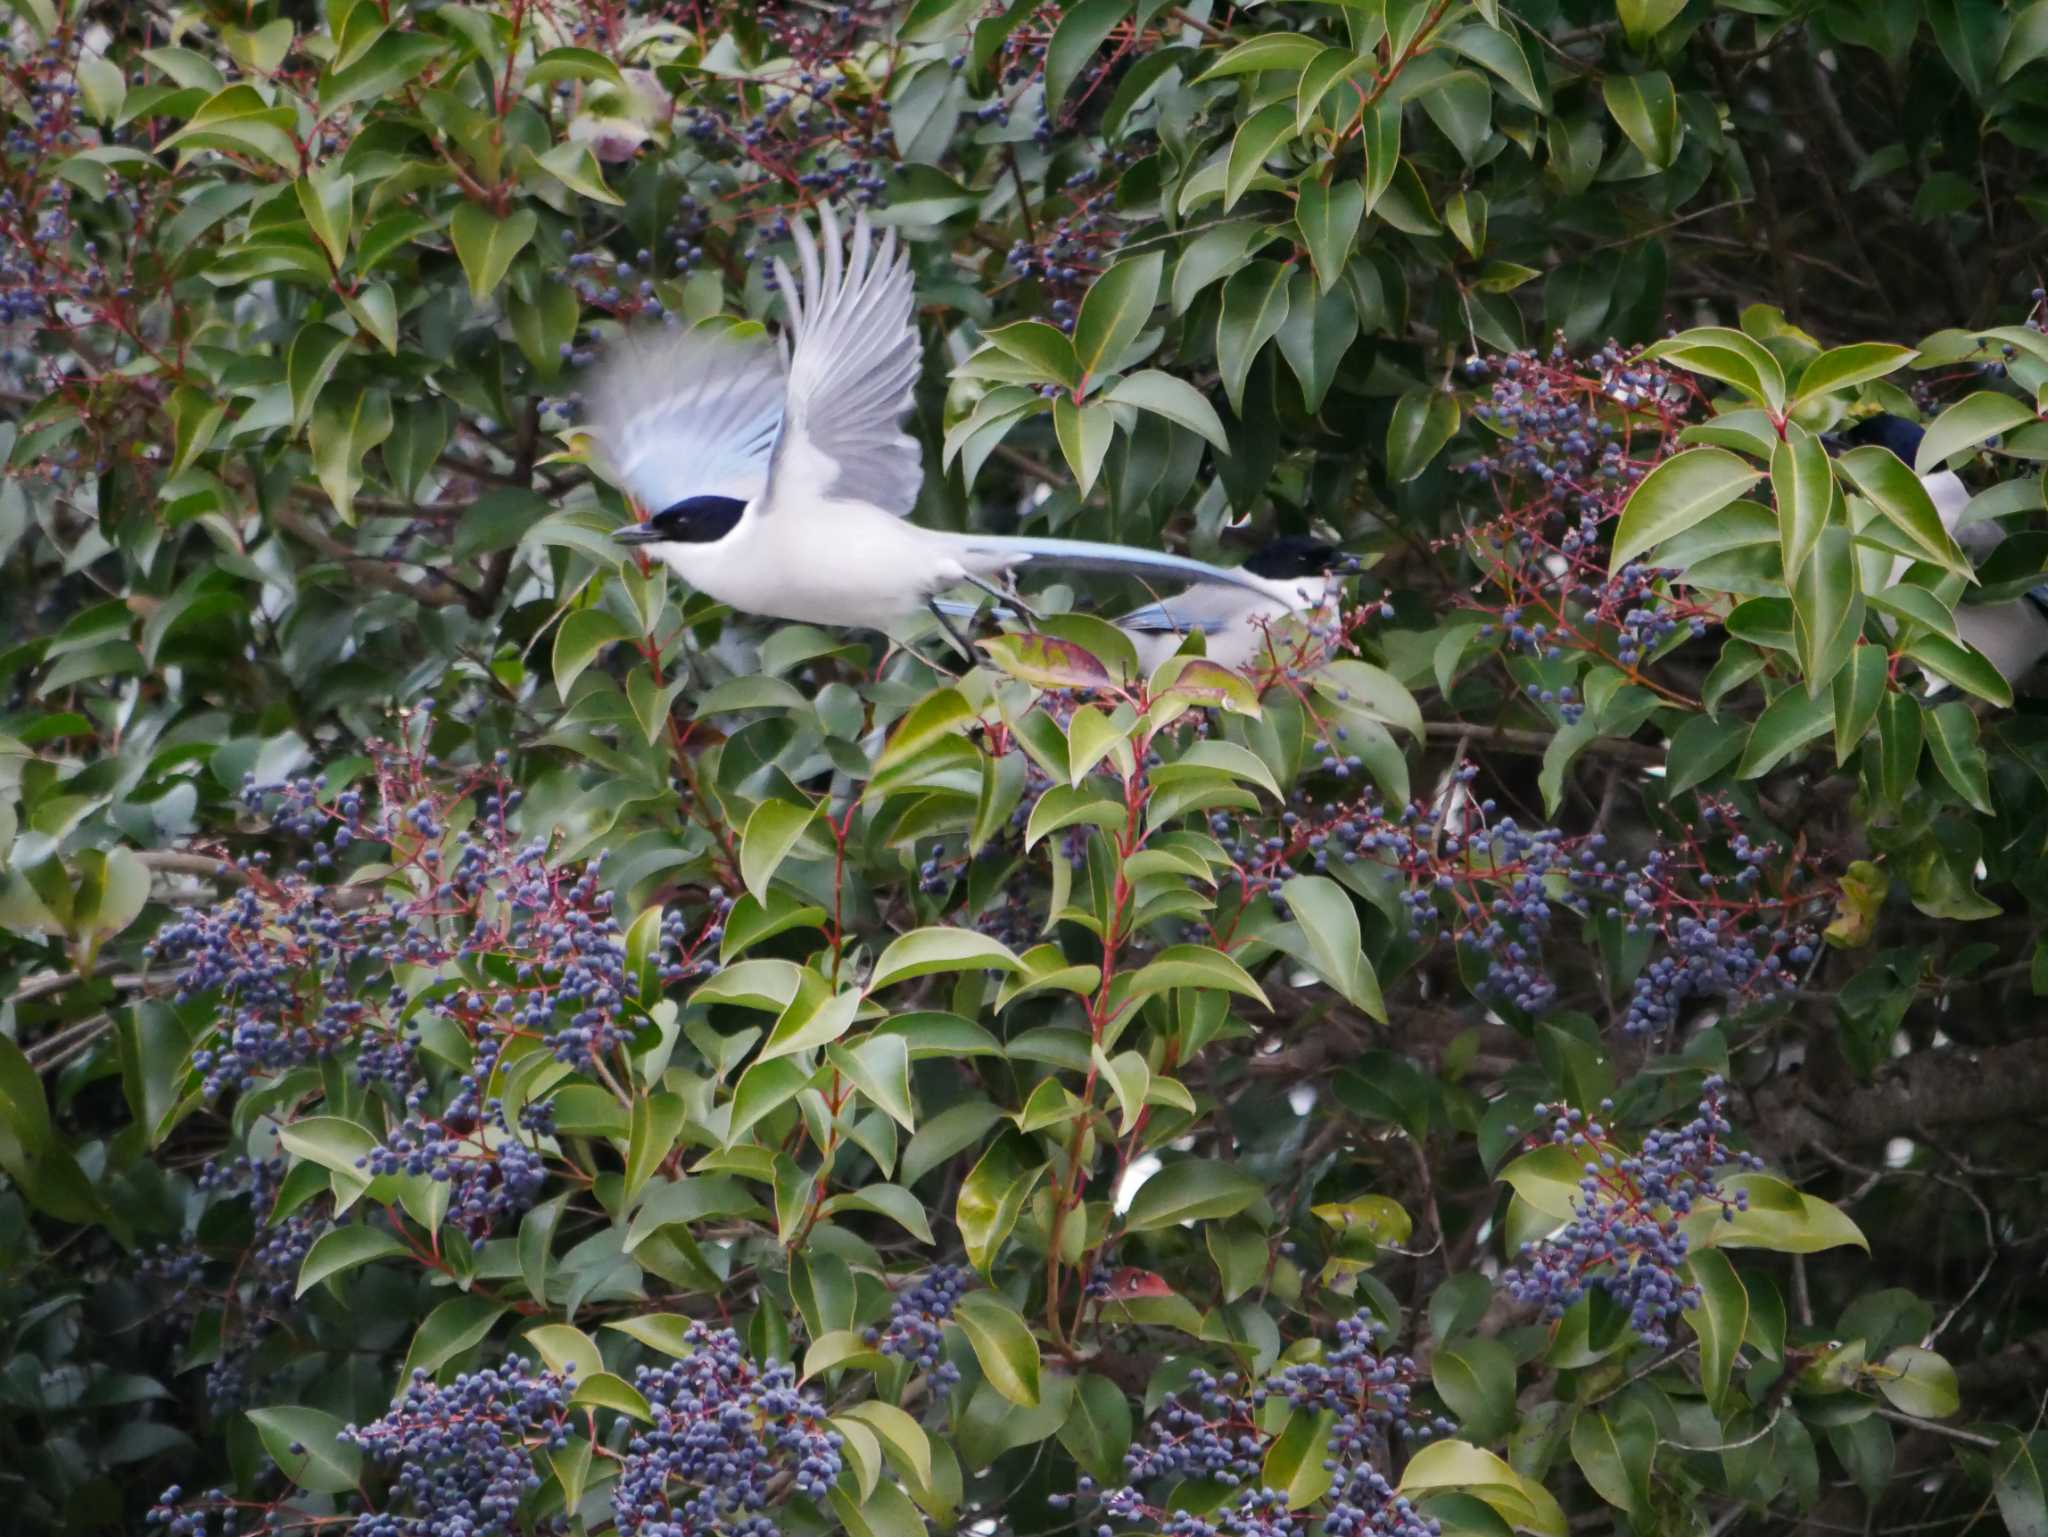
[1834,411,2048,686]
[588,205,1275,655]
[1112,536,1352,674]
[935,536,1354,676]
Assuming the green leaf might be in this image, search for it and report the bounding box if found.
[1686,1249,1748,1410]
[1993,1433,2048,1537]
[1102,369,1229,453]
[247,1406,362,1494]
[287,321,351,435]
[1924,699,1994,812]
[1398,1441,1567,1537]
[296,1223,410,1297]
[1386,389,1460,483]
[1771,426,1833,580]
[1904,633,2014,707]
[728,1056,813,1143]
[1875,1345,1960,1419]
[1118,945,1269,1009]
[1123,1161,1264,1232]
[1273,272,1357,414]
[822,1183,936,1243]
[528,140,622,206]
[1059,1374,1134,1485]
[1738,685,1832,777]
[525,1322,605,1380]
[1225,101,1297,211]
[740,799,820,904]
[448,203,537,304]
[952,1291,1041,1407]
[1362,98,1401,215]
[827,1033,918,1132]
[294,167,354,268]
[572,1371,653,1421]
[980,320,1081,388]
[1601,71,1679,168]
[553,608,633,697]
[1197,33,1326,80]
[1092,1043,1151,1134]
[160,84,300,171]
[1790,526,1861,695]
[1609,448,1765,571]
[1444,23,1544,111]
[1832,644,1888,765]
[1646,327,1788,414]
[1054,397,1117,498]
[957,1132,1044,1274]
[1918,391,2037,472]
[1074,250,1163,378]
[759,984,860,1063]
[980,632,1114,691]
[1296,181,1365,296]
[870,927,1022,991]
[404,1295,510,1380]
[1296,48,1375,136]
[1570,1409,1653,1515]
[1315,659,1425,739]
[1263,1409,1337,1508]
[1280,874,1385,1020]
[1216,259,1292,413]
[1045,0,1130,116]
[309,386,394,524]
[1836,446,1972,577]
[1431,1339,1517,1443]
[1792,342,1918,405]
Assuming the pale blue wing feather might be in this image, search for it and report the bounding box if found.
[585,324,785,510]
[767,207,925,516]
[1115,598,1232,635]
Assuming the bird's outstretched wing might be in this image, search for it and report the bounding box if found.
[766,206,925,517]
[586,324,786,510]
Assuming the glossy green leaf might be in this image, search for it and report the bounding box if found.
[1611,448,1766,571]
[247,1406,362,1494]
[1123,1161,1264,1232]
[1386,388,1460,483]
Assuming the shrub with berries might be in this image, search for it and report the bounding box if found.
[6,3,2044,1537]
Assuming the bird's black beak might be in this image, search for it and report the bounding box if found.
[611,522,666,546]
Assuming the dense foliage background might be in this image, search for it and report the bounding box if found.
[5,0,2048,1534]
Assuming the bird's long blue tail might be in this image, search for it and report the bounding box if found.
[953,534,1274,600]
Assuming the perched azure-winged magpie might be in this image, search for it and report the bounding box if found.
[1112,536,1352,673]
[932,538,1353,675]
[589,206,1276,655]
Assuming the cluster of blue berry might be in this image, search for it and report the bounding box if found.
[1503,1081,1765,1347]
[140,1154,329,1410]
[342,1358,575,1537]
[1455,345,1721,679]
[1054,1334,1446,1537]
[867,1264,968,1391]
[610,1325,845,1534]
[359,1054,550,1245]
[1218,777,1822,1033]
[149,733,718,1101]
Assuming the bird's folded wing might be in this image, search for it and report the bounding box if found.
[1114,598,1232,635]
[586,324,785,510]
[767,207,926,517]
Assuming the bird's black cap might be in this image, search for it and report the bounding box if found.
[1824,411,1925,461]
[1244,537,1348,580]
